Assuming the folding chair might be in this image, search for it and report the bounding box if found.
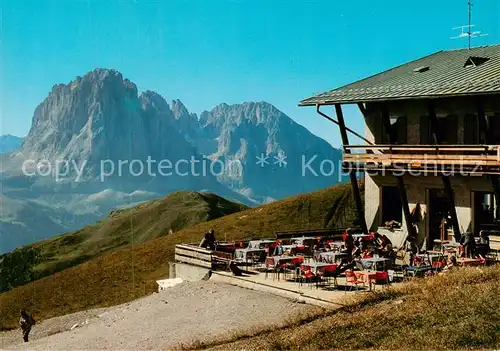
[345,270,364,293]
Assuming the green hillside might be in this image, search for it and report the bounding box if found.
[0,191,247,293]
[0,182,359,330]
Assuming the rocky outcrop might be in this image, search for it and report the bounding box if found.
[195,102,343,201]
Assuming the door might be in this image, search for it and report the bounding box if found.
[428,189,452,248]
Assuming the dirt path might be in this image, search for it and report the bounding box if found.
[1,281,320,350]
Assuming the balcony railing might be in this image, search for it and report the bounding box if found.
[343,144,500,175]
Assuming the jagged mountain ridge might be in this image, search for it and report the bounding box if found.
[0,68,342,252]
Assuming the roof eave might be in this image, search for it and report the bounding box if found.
[298,90,500,107]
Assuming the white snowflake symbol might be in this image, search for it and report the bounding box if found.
[274,153,287,168]
[256,153,270,167]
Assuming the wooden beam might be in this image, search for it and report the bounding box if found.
[335,103,368,234]
[357,103,367,117]
[316,105,373,145]
[381,106,417,242]
[345,144,497,152]
[345,166,500,176]
[428,101,461,241]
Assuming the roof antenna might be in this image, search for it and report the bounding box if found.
[451,0,488,49]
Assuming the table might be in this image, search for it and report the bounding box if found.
[457,258,483,267]
[359,257,392,271]
[353,234,370,240]
[442,242,461,252]
[266,255,303,267]
[416,253,442,264]
[404,265,433,278]
[301,262,337,275]
[316,251,348,264]
[234,249,266,264]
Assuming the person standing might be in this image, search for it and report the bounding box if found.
[461,232,476,258]
[199,229,216,250]
[19,310,35,342]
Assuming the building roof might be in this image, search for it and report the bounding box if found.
[299,45,500,106]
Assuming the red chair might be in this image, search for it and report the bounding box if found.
[374,271,389,287]
[345,270,364,293]
[321,264,338,286]
[299,267,316,288]
[432,260,446,270]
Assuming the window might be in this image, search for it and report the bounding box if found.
[420,115,458,144]
[381,186,403,225]
[464,56,490,68]
[381,116,407,144]
[436,115,458,144]
[473,191,499,233]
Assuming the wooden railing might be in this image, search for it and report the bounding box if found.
[174,244,235,269]
[343,144,500,174]
[174,244,213,268]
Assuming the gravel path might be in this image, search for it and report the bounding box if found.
[1,281,319,350]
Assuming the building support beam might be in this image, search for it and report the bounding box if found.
[316,105,373,145]
[476,100,500,222]
[381,106,417,242]
[334,103,368,234]
[428,101,461,241]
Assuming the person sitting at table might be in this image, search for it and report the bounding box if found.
[313,237,324,251]
[366,232,376,242]
[353,237,360,248]
[351,244,362,258]
[361,248,373,259]
[343,230,355,255]
[273,240,284,256]
[476,230,490,257]
[478,230,490,245]
[374,233,392,253]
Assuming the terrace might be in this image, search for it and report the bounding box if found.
[171,230,499,304]
[343,144,500,175]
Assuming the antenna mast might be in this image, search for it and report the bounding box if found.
[468,0,472,49]
[451,0,488,48]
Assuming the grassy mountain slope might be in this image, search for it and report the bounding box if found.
[201,265,500,351]
[0,191,247,292]
[0,182,359,330]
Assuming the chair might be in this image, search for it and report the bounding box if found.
[299,267,316,289]
[344,270,364,293]
[321,264,339,286]
[373,271,389,289]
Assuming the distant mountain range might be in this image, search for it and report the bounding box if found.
[0,135,23,154]
[0,68,343,253]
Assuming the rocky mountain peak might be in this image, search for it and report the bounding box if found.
[171,99,189,119]
[139,90,171,113]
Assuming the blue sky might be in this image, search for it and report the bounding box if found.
[1,0,498,147]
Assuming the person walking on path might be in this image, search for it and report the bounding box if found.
[19,310,36,342]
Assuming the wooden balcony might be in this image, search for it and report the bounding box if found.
[343,145,500,175]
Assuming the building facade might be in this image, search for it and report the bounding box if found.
[301,45,500,249]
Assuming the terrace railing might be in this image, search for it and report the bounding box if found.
[343,144,500,175]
